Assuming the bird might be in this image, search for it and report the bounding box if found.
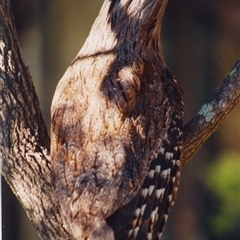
[50,0,184,240]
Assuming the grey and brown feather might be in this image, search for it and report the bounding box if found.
[51,0,184,239]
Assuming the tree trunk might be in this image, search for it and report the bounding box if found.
[0,0,239,239]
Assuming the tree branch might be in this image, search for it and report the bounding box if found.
[181,61,240,165]
[0,0,239,239]
[0,1,72,239]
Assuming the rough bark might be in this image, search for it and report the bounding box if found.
[181,61,240,165]
[0,0,71,239]
[0,0,239,240]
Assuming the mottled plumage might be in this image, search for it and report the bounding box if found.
[51,0,183,239]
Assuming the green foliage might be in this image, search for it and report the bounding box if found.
[203,150,240,239]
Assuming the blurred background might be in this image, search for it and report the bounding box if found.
[2,0,239,239]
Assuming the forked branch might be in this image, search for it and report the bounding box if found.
[0,0,239,239]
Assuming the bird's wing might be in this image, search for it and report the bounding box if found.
[107,146,181,240]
